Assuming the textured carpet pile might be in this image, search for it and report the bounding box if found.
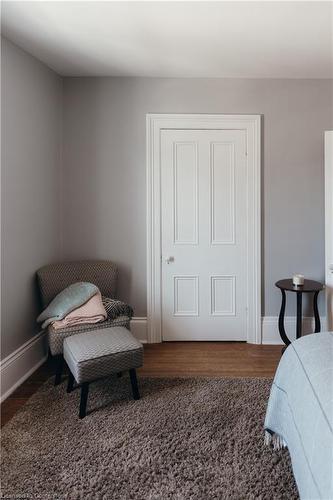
[1,376,298,499]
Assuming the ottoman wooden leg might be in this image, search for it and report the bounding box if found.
[129,369,140,400]
[79,382,89,419]
[54,355,64,386]
[67,372,75,393]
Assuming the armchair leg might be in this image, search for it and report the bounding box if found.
[79,383,89,419]
[67,371,75,393]
[54,355,64,386]
[129,369,140,400]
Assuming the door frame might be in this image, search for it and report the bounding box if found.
[146,113,261,344]
[325,131,333,330]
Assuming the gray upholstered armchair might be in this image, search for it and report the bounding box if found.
[36,260,131,385]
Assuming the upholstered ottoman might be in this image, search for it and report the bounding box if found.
[63,326,143,418]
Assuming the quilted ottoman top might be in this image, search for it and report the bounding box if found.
[64,326,143,363]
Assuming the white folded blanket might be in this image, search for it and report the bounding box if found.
[51,291,107,329]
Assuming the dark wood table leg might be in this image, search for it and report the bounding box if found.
[278,289,290,346]
[313,291,321,333]
[296,292,302,339]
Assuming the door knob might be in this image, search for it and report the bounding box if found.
[165,256,174,264]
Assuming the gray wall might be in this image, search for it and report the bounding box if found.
[1,38,63,359]
[2,44,332,360]
[63,77,333,317]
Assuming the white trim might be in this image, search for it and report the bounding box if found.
[130,317,148,344]
[147,113,261,344]
[325,131,333,331]
[0,331,48,402]
[262,316,327,345]
[123,316,327,345]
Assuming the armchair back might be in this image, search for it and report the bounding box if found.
[36,260,118,307]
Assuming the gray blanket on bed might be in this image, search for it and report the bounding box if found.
[264,332,333,500]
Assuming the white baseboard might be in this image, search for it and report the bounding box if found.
[261,316,327,345]
[130,317,148,343]
[0,331,48,403]
[130,315,328,345]
[129,315,328,345]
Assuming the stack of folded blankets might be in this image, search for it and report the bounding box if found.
[37,282,133,330]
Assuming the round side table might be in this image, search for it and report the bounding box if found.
[275,279,324,346]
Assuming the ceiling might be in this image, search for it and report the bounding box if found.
[1,1,332,78]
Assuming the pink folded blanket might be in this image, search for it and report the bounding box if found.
[51,292,107,330]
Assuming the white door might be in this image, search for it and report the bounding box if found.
[161,129,247,341]
[325,131,333,330]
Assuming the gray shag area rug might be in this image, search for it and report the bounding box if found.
[1,376,298,500]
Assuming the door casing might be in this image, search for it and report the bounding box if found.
[146,113,261,344]
[325,131,333,330]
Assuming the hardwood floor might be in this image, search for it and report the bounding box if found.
[1,342,282,428]
[140,342,282,377]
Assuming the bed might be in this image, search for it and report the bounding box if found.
[264,332,333,499]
